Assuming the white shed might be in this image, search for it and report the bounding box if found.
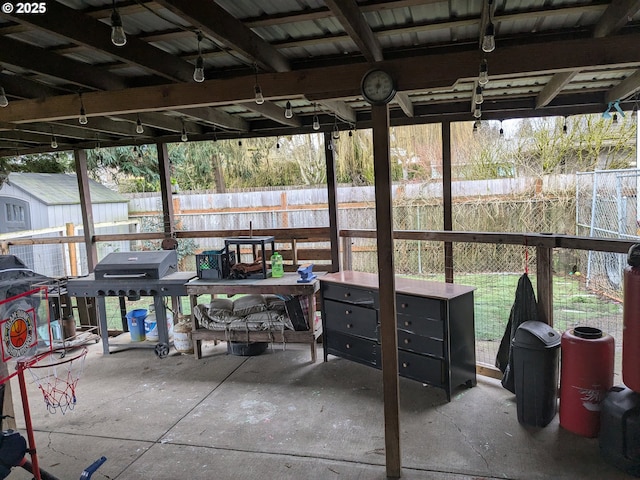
[0,173,130,277]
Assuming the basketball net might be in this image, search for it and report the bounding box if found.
[24,347,88,415]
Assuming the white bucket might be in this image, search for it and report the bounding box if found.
[173,321,193,354]
[145,306,173,342]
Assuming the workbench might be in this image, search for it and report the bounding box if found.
[187,273,322,361]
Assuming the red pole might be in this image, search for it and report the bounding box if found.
[17,364,41,480]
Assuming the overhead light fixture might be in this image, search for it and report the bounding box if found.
[473,105,482,119]
[50,130,58,149]
[78,93,88,125]
[238,140,242,146]
[479,59,489,85]
[482,22,495,53]
[499,120,504,137]
[332,115,340,140]
[110,0,127,47]
[312,104,320,131]
[474,85,484,105]
[193,32,205,83]
[254,64,264,105]
[0,87,8,108]
[563,116,568,134]
[473,120,481,134]
[612,113,619,125]
[181,123,188,142]
[136,115,144,134]
[348,129,353,137]
[276,141,280,149]
[284,101,293,119]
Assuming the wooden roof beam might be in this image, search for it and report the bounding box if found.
[154,0,291,73]
[324,0,383,62]
[593,0,640,38]
[606,69,640,103]
[175,107,250,132]
[242,102,301,128]
[2,34,639,123]
[317,100,357,124]
[536,71,578,108]
[0,36,127,91]
[1,3,194,83]
[394,92,414,118]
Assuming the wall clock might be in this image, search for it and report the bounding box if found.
[361,69,396,106]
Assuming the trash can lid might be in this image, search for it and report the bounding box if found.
[512,320,561,349]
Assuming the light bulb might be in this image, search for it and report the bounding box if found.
[181,127,188,142]
[51,136,58,149]
[478,60,489,85]
[473,120,480,134]
[136,117,144,134]
[0,87,7,107]
[312,114,320,131]
[482,23,495,53]
[79,107,88,125]
[612,113,619,125]
[499,127,504,137]
[110,9,127,47]
[332,125,340,140]
[193,56,205,83]
[474,85,483,105]
[473,105,481,119]
[254,84,264,105]
[276,142,280,149]
[284,101,293,119]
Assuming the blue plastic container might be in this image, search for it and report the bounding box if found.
[126,309,147,342]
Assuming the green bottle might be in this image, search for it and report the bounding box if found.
[271,252,284,278]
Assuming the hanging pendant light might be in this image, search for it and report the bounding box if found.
[136,115,144,134]
[193,32,205,82]
[479,59,489,85]
[254,65,264,105]
[0,87,8,108]
[78,93,88,125]
[284,101,293,119]
[110,0,127,47]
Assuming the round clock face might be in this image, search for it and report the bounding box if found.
[361,69,396,105]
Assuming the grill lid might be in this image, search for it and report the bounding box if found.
[94,251,177,280]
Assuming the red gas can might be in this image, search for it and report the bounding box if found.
[559,326,614,437]
[624,256,640,392]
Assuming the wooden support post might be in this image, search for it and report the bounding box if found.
[342,237,353,270]
[66,223,77,277]
[536,245,554,326]
[74,149,97,272]
[442,121,454,283]
[157,142,175,237]
[324,132,340,272]
[372,104,401,479]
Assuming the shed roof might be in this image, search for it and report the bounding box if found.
[0,1,639,155]
[5,172,127,205]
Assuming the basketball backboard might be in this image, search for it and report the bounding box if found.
[0,286,52,384]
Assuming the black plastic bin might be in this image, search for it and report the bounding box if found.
[599,385,640,477]
[512,320,561,427]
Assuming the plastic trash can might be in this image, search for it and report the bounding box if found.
[512,320,561,427]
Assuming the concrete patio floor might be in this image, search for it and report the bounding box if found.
[5,339,635,480]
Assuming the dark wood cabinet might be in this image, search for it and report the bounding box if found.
[320,271,476,401]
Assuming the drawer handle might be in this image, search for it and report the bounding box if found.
[346,323,353,329]
[404,320,411,327]
[346,343,351,349]
[344,292,351,298]
[403,338,410,344]
[402,362,409,368]
[345,310,352,315]
[401,303,408,309]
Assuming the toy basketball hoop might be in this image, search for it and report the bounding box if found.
[21,347,88,415]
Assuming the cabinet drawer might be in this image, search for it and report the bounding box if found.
[397,294,443,322]
[398,350,445,387]
[323,283,376,306]
[326,329,380,367]
[323,299,378,340]
[397,314,444,340]
[397,329,444,358]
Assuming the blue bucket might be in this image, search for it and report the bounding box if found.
[126,309,147,342]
